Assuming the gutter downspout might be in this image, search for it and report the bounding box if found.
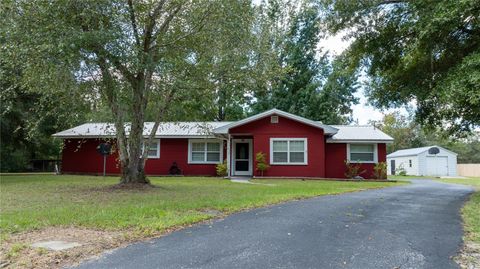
[226,134,231,178]
[215,133,231,178]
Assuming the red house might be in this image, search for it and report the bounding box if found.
[53,109,393,179]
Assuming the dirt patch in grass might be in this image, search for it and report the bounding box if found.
[0,227,133,269]
[455,242,480,269]
[0,220,220,268]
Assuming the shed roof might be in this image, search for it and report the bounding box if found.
[387,145,457,158]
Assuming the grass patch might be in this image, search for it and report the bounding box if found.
[0,175,402,236]
[436,177,480,268]
[434,177,480,244]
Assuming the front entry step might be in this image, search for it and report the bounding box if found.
[230,176,252,183]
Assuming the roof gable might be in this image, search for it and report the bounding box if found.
[213,109,338,135]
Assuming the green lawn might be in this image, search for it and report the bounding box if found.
[0,175,402,237]
[434,177,480,244]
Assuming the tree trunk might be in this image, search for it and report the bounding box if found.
[119,78,151,185]
[120,157,149,184]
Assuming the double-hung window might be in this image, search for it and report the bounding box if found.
[127,139,160,159]
[270,138,308,165]
[347,144,377,163]
[188,139,223,164]
[145,140,160,159]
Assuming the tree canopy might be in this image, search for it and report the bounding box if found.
[321,0,480,134]
[251,0,359,124]
[376,111,480,163]
[2,0,260,181]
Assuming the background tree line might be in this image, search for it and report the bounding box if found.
[373,111,480,163]
[1,0,479,175]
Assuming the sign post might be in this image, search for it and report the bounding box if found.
[97,143,112,177]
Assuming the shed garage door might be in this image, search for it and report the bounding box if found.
[426,156,448,176]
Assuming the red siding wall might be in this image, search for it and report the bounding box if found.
[230,115,326,177]
[62,139,120,174]
[325,143,387,179]
[62,138,221,176]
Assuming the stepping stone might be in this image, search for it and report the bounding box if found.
[31,240,81,251]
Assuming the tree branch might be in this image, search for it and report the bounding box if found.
[378,0,407,4]
[127,0,140,46]
[96,56,129,164]
[142,88,175,163]
[155,3,184,38]
[143,0,167,52]
[157,7,212,50]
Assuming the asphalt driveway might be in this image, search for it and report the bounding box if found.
[75,180,473,269]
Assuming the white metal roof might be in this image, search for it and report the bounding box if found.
[53,110,394,143]
[327,125,394,143]
[213,109,339,135]
[52,122,233,138]
[387,145,457,158]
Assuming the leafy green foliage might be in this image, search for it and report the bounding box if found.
[0,59,91,171]
[1,0,264,180]
[376,112,480,163]
[396,166,407,176]
[321,0,480,133]
[251,1,359,124]
[216,160,228,177]
[255,151,270,176]
[344,160,366,179]
[373,162,387,180]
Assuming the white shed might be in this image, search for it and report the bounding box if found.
[387,146,457,176]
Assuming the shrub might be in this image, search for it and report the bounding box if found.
[344,160,366,179]
[216,160,228,177]
[396,165,407,176]
[373,162,387,180]
[255,152,270,176]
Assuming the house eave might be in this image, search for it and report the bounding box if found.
[326,139,394,144]
[52,135,218,139]
[213,108,339,135]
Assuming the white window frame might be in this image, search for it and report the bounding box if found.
[128,139,160,159]
[145,139,160,159]
[188,139,223,164]
[347,143,378,163]
[269,138,308,165]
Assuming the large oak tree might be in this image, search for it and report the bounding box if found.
[2,0,255,184]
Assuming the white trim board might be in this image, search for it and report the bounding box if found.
[269,138,308,165]
[187,139,223,164]
[346,143,378,164]
[232,139,253,176]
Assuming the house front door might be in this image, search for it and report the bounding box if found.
[232,139,252,176]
